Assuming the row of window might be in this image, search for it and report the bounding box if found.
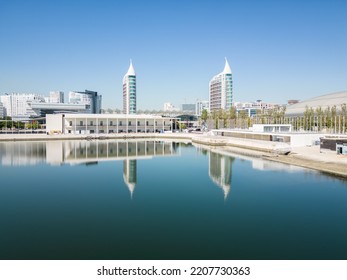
[69,120,165,126]
[68,129,167,134]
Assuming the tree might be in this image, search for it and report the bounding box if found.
[200,109,208,123]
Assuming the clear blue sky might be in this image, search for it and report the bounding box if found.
[0,0,346,110]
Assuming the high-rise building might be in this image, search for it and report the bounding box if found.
[69,90,101,114]
[123,60,136,114]
[209,58,233,112]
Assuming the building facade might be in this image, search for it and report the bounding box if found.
[45,91,64,103]
[0,101,4,118]
[196,100,209,116]
[69,90,102,114]
[46,114,177,135]
[0,93,45,120]
[209,58,233,112]
[123,60,136,114]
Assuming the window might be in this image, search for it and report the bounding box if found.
[90,121,94,126]
[119,121,122,126]
[69,121,72,126]
[146,121,149,126]
[80,121,83,126]
[110,121,113,126]
[100,121,103,126]
[129,121,132,126]
[137,121,140,126]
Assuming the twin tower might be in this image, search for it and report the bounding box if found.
[123,58,233,114]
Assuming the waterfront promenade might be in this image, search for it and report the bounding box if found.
[1,132,347,178]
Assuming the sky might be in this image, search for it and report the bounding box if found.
[0,0,346,110]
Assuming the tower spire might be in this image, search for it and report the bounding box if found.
[223,57,232,74]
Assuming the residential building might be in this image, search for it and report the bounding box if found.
[196,100,209,116]
[209,58,233,112]
[123,60,136,114]
[69,90,102,114]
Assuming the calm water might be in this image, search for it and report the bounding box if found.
[0,140,347,260]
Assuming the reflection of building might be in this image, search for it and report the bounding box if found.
[208,151,234,200]
[123,159,137,198]
[0,142,46,166]
[209,58,233,112]
[123,60,136,114]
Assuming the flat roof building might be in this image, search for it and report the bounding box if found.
[46,113,178,135]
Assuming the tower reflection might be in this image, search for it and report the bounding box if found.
[208,150,235,200]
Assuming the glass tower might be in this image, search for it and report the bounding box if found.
[123,60,136,114]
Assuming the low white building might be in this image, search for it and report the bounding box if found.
[0,101,4,118]
[46,114,178,135]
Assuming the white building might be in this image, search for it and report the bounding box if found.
[45,91,64,103]
[164,102,179,112]
[46,113,177,135]
[0,93,45,120]
[209,58,233,112]
[69,90,101,114]
[196,100,209,116]
[123,60,136,114]
[0,101,4,118]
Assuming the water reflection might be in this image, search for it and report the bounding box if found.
[209,151,234,200]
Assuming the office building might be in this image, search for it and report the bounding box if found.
[209,58,233,112]
[123,60,136,114]
[69,90,102,114]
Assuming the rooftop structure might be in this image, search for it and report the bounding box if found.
[286,91,347,116]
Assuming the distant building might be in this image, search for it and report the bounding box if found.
[45,91,64,103]
[0,101,4,118]
[181,103,196,113]
[0,93,45,120]
[209,58,233,112]
[163,102,179,112]
[196,100,209,116]
[123,60,136,114]
[287,100,299,105]
[69,90,102,114]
